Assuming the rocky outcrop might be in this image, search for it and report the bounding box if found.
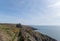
[0,24,57,41]
[17,24,57,41]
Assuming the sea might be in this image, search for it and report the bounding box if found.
[31,25,60,41]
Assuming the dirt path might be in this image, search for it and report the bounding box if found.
[0,34,3,41]
[0,31,4,41]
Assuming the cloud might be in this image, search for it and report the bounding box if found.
[47,0,60,17]
[48,1,60,8]
[1,0,60,25]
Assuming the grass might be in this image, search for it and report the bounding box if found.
[0,24,20,41]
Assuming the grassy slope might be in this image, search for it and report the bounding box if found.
[0,24,19,41]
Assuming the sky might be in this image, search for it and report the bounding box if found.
[0,0,60,25]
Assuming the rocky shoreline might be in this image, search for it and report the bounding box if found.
[0,24,57,41]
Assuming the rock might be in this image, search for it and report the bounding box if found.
[0,23,57,41]
[17,25,57,41]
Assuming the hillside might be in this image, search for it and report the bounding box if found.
[0,24,57,41]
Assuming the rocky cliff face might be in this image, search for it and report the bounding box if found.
[17,25,57,41]
[0,24,57,41]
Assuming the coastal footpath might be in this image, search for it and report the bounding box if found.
[0,24,57,41]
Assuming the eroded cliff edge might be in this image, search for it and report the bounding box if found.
[0,24,57,41]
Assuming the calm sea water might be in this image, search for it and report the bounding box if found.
[31,26,60,41]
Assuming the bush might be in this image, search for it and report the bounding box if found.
[16,24,22,28]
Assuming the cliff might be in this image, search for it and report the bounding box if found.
[0,24,57,41]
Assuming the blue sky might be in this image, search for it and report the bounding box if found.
[0,0,60,25]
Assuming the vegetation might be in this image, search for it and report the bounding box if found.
[0,24,57,41]
[0,24,19,41]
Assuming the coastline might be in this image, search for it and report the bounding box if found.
[0,23,57,41]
